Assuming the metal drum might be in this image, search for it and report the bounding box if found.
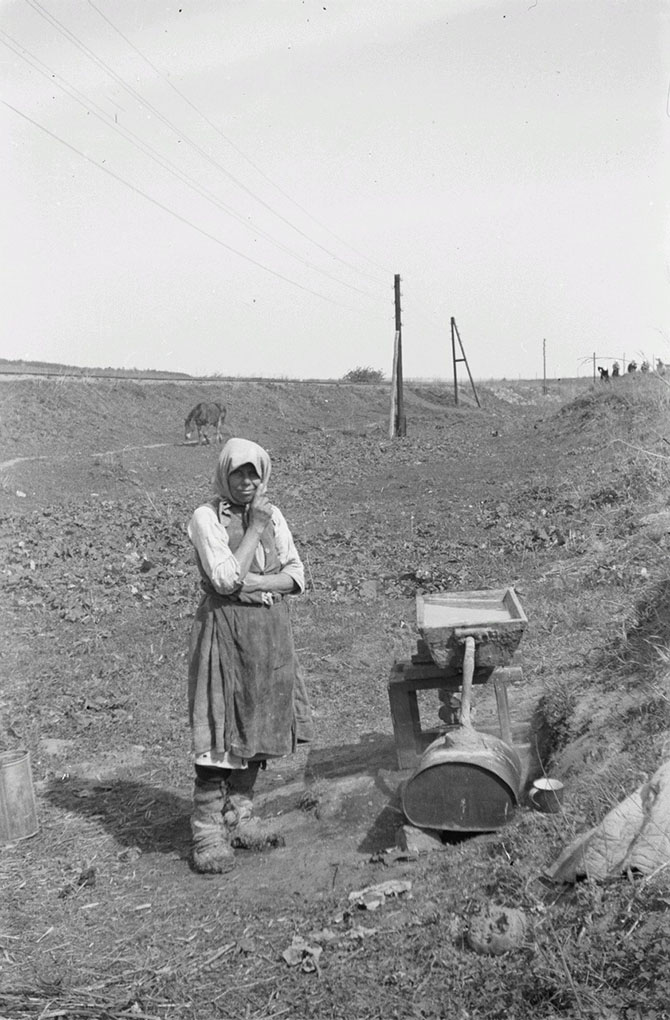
[401,633,522,833]
[401,728,522,832]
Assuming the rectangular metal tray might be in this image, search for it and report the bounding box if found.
[416,587,527,670]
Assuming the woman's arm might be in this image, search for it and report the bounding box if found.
[188,491,273,594]
[240,571,297,594]
[188,504,240,593]
[240,506,304,595]
[189,493,303,597]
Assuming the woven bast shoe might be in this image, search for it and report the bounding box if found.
[191,776,235,873]
[191,817,235,873]
[223,795,285,851]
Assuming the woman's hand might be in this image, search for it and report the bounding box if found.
[247,484,273,532]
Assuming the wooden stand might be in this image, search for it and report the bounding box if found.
[387,655,521,769]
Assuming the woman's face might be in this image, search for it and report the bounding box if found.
[227,462,261,504]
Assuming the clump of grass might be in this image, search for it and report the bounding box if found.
[533,679,579,764]
[620,579,670,672]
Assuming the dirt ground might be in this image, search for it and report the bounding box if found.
[1,374,670,1020]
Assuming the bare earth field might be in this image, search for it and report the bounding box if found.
[1,374,670,1020]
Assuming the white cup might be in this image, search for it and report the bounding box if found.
[529,777,564,814]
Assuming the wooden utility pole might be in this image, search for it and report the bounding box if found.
[389,330,400,437]
[390,274,407,437]
[450,318,481,407]
[542,338,547,395]
[592,352,596,383]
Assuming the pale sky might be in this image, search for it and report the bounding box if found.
[2,0,669,380]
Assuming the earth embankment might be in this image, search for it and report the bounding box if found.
[2,372,670,1019]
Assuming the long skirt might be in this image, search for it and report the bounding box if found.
[188,594,313,761]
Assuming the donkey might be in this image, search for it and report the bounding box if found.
[184,401,227,445]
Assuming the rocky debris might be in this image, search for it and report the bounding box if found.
[348,879,412,911]
[358,579,378,600]
[396,823,448,855]
[466,904,528,955]
[637,510,670,542]
[281,935,323,973]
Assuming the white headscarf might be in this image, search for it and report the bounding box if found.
[214,437,272,504]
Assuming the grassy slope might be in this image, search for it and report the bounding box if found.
[1,373,670,1019]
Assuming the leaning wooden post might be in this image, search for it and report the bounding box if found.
[451,317,481,408]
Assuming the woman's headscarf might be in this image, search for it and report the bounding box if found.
[214,437,272,504]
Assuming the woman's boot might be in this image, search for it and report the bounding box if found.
[191,774,235,873]
[223,762,285,850]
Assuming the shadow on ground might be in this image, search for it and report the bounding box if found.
[42,733,408,863]
[305,731,399,779]
[44,777,192,856]
[303,733,406,855]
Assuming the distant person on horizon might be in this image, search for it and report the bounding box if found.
[612,362,620,377]
[185,437,313,873]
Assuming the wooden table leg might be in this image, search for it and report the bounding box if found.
[493,673,513,746]
[388,669,422,769]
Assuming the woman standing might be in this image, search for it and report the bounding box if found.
[187,437,313,873]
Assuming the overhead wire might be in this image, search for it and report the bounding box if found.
[3,97,387,320]
[1,29,383,302]
[87,0,392,285]
[24,0,392,296]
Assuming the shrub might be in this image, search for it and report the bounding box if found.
[342,366,385,383]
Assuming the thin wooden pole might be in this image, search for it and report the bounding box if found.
[451,318,459,406]
[389,331,399,438]
[542,338,547,395]
[394,274,406,436]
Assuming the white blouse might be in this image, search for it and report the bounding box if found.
[188,503,305,596]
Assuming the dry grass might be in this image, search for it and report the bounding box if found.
[2,374,670,1018]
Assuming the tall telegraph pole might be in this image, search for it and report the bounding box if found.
[392,274,407,436]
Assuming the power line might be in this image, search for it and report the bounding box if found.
[3,97,384,319]
[24,0,390,295]
[87,0,392,286]
[1,29,383,302]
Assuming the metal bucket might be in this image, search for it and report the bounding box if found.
[0,749,39,843]
[401,729,522,831]
[401,634,522,832]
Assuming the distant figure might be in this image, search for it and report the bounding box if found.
[627,361,637,373]
[641,360,650,373]
[185,402,227,445]
[612,362,620,377]
[657,359,666,375]
[597,366,609,381]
